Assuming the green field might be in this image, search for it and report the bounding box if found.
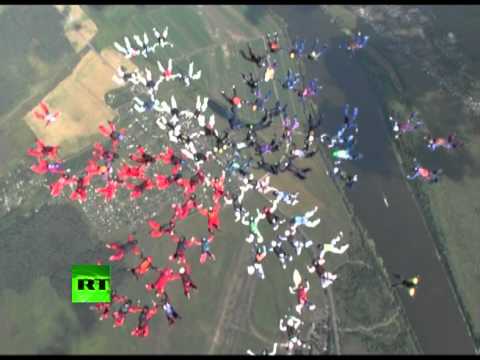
[0,5,418,354]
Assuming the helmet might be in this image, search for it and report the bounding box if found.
[179,267,185,274]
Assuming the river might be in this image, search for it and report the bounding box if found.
[267,5,475,354]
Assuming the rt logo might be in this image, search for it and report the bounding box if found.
[71,264,111,303]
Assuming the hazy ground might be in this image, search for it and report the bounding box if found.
[0,5,417,354]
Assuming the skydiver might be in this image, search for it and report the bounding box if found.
[288,38,306,60]
[112,298,143,328]
[155,172,181,191]
[272,190,300,207]
[137,67,159,96]
[98,121,126,152]
[289,206,321,232]
[179,264,199,300]
[27,139,59,161]
[259,203,285,232]
[132,95,161,113]
[246,88,272,113]
[133,32,154,58]
[278,229,313,257]
[180,96,210,127]
[49,172,75,198]
[425,133,463,151]
[255,136,281,156]
[30,158,64,176]
[176,168,206,196]
[255,174,280,195]
[145,267,181,298]
[89,290,125,321]
[246,342,278,356]
[306,256,338,289]
[128,255,158,280]
[267,101,288,120]
[212,130,232,154]
[130,300,159,337]
[207,170,226,204]
[192,235,216,264]
[298,79,322,101]
[117,163,145,181]
[391,273,420,298]
[281,115,300,142]
[281,156,312,180]
[168,233,194,264]
[158,146,187,175]
[152,26,174,49]
[279,314,309,353]
[269,239,293,270]
[247,242,268,280]
[288,143,317,160]
[112,66,140,86]
[240,44,267,68]
[159,292,182,326]
[241,72,260,94]
[289,272,316,314]
[157,58,182,83]
[224,190,249,223]
[114,36,140,58]
[105,233,142,262]
[345,31,369,54]
[126,177,155,200]
[242,210,265,244]
[95,178,120,201]
[317,231,350,260]
[226,106,245,130]
[197,201,222,234]
[389,112,423,139]
[179,61,202,87]
[148,218,176,239]
[343,104,359,132]
[308,38,328,61]
[406,158,442,183]
[266,32,281,53]
[255,157,281,176]
[281,69,301,91]
[69,174,90,203]
[32,101,60,127]
[263,55,278,82]
[174,194,200,221]
[225,152,254,178]
[221,85,244,109]
[128,145,159,166]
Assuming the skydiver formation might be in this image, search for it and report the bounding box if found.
[26,23,447,352]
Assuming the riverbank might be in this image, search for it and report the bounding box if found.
[357,33,478,352]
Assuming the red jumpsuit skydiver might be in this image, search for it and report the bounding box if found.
[130,302,159,337]
[129,255,157,280]
[49,174,75,197]
[197,201,222,234]
[126,176,155,200]
[168,234,196,264]
[98,121,126,152]
[112,298,143,328]
[148,219,176,239]
[95,179,120,201]
[179,264,198,299]
[117,163,145,181]
[69,175,91,203]
[27,139,59,160]
[145,267,181,298]
[106,233,142,262]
